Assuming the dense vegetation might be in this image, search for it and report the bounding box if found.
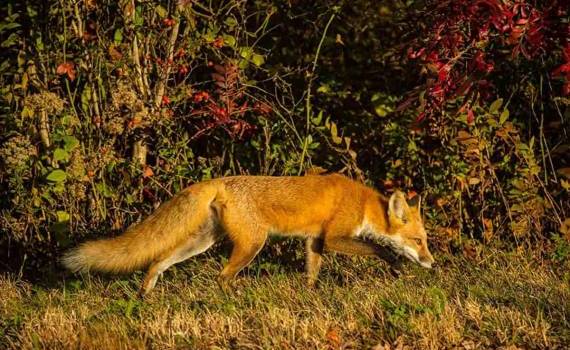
[1,1,569,348]
[1,0,569,275]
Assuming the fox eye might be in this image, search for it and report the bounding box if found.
[414,238,422,245]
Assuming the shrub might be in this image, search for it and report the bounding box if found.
[0,0,568,273]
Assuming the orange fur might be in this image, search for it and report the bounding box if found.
[63,174,435,295]
[62,183,218,274]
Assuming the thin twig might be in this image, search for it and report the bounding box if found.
[153,4,182,109]
[298,12,336,174]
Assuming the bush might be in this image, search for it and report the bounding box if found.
[0,0,568,274]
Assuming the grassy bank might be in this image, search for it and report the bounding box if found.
[1,248,569,349]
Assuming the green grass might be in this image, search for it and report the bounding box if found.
[1,247,569,349]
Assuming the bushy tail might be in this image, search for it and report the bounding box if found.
[62,183,219,274]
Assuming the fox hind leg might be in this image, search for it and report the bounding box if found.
[139,230,217,297]
[218,228,267,288]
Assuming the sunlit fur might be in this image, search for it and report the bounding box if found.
[354,191,434,268]
[63,174,435,295]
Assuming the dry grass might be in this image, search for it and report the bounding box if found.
[1,247,569,349]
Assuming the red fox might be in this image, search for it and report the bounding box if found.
[63,174,434,296]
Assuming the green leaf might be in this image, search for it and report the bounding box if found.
[114,28,123,45]
[46,169,67,183]
[251,54,265,67]
[20,105,33,118]
[56,211,70,222]
[81,86,92,113]
[134,6,144,26]
[224,17,238,28]
[155,5,168,18]
[203,29,217,43]
[317,84,331,94]
[238,59,249,70]
[239,47,253,59]
[374,104,390,117]
[53,148,69,162]
[371,92,393,117]
[222,34,236,47]
[330,122,342,144]
[489,98,503,114]
[63,135,79,151]
[0,60,10,74]
[311,110,324,125]
[0,22,21,31]
[95,182,113,198]
[499,108,509,124]
[1,33,19,48]
[35,36,44,51]
[486,116,498,127]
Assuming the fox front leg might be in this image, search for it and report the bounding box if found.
[324,237,402,276]
[305,237,324,286]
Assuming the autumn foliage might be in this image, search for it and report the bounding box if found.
[0,0,568,272]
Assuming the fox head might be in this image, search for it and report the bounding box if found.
[385,191,435,268]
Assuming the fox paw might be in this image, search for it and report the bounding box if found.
[386,257,403,277]
[388,264,403,278]
[217,275,236,294]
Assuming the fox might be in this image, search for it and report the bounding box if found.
[62,174,435,296]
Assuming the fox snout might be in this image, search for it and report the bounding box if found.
[417,245,435,269]
[398,240,435,269]
[419,254,435,269]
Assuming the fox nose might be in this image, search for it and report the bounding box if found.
[419,255,435,269]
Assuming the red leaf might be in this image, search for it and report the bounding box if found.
[193,91,210,103]
[426,51,439,63]
[56,62,76,81]
[552,63,570,76]
[563,82,570,96]
[108,45,123,61]
[438,64,450,82]
[161,95,171,106]
[162,18,175,27]
[143,165,154,178]
[326,328,341,346]
[254,101,272,115]
[407,47,425,59]
[212,37,224,49]
[178,65,189,75]
[467,108,475,124]
[175,48,186,58]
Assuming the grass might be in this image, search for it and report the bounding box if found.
[1,245,569,349]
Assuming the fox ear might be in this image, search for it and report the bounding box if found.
[389,191,408,221]
[407,195,421,209]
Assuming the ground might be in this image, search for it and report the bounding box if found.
[1,245,569,349]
